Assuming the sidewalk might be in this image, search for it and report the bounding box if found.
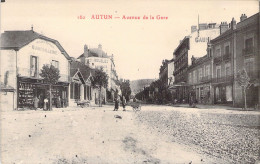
[171,103,260,111]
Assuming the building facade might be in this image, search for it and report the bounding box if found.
[211,21,235,105]
[187,53,213,104]
[234,13,259,107]
[173,22,223,103]
[159,59,169,87]
[69,60,94,106]
[78,44,120,102]
[0,29,71,110]
[210,13,259,107]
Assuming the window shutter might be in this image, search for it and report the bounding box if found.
[30,55,32,76]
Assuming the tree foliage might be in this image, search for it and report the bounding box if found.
[236,68,252,109]
[40,64,60,111]
[91,68,108,89]
[40,64,60,84]
[119,79,131,101]
[91,68,108,107]
[236,69,250,88]
[135,79,172,104]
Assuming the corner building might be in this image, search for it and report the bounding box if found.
[173,23,221,102]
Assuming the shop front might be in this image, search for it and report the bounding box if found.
[213,83,233,104]
[17,77,69,109]
[192,84,212,104]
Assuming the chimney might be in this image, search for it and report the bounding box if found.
[191,25,197,33]
[219,22,229,34]
[231,18,236,30]
[240,14,247,22]
[31,25,33,31]
[84,44,88,58]
[98,44,102,57]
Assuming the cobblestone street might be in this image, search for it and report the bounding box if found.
[1,105,259,163]
[136,105,260,163]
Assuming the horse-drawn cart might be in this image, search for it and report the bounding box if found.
[76,100,90,108]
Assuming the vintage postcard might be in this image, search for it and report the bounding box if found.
[0,0,259,163]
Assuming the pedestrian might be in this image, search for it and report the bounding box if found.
[33,96,39,110]
[122,96,126,111]
[43,98,48,111]
[113,95,119,111]
[56,96,61,108]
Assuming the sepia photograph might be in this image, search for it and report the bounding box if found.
[0,0,259,163]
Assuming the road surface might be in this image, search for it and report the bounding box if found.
[1,105,259,163]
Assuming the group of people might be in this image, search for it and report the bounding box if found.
[113,95,126,111]
[33,95,62,110]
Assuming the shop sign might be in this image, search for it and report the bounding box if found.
[195,37,210,43]
[32,45,57,55]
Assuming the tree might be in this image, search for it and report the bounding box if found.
[119,79,131,102]
[91,68,108,107]
[236,68,251,109]
[40,64,60,110]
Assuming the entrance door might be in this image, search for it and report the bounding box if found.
[37,88,46,108]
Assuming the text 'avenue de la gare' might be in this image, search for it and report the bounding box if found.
[77,14,168,20]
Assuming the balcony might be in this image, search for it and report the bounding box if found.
[201,75,212,83]
[213,56,222,64]
[243,47,257,57]
[212,75,233,83]
[223,53,231,61]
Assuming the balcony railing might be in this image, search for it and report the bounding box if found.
[223,53,231,61]
[242,47,257,56]
[212,75,233,83]
[213,56,222,63]
[201,75,212,83]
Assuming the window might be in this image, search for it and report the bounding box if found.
[244,58,254,77]
[193,70,197,83]
[245,38,253,50]
[216,65,221,78]
[189,73,192,84]
[51,60,59,69]
[225,45,230,55]
[205,65,210,77]
[198,68,202,81]
[215,46,221,57]
[225,63,231,76]
[30,56,38,77]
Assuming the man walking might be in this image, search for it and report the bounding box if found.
[113,95,119,111]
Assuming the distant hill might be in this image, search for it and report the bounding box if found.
[130,79,156,95]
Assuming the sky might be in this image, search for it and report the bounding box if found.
[0,0,258,81]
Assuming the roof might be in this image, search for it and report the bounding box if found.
[0,30,71,60]
[77,48,109,59]
[210,29,233,43]
[70,60,95,81]
[77,51,99,59]
[188,54,211,70]
[173,36,190,55]
[211,12,259,43]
